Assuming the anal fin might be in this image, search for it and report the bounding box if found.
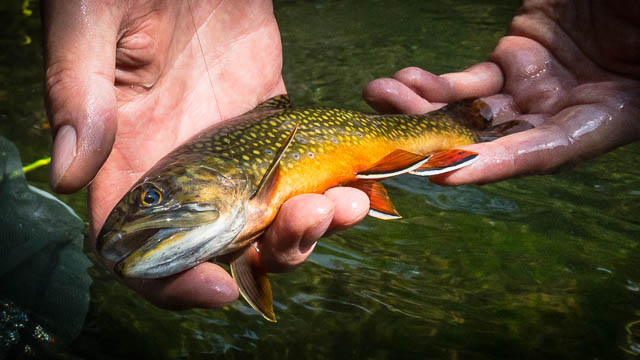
[356,149,431,179]
[409,149,478,176]
[230,246,276,322]
[347,179,401,220]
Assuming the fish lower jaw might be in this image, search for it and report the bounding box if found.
[116,204,249,279]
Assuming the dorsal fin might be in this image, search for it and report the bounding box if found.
[356,149,431,180]
[251,123,299,199]
[254,94,291,111]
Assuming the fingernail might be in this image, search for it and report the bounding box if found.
[299,213,332,253]
[51,125,77,189]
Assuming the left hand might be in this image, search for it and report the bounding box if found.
[362,0,640,185]
[43,0,370,310]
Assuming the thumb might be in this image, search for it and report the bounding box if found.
[42,0,124,193]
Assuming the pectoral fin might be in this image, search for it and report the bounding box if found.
[347,179,401,220]
[356,149,431,179]
[230,245,276,322]
[251,123,299,200]
[409,149,478,176]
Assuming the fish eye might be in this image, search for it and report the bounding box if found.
[140,187,163,207]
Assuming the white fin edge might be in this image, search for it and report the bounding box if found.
[409,154,479,177]
[356,155,432,180]
[368,209,402,220]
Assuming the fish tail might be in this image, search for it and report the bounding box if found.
[439,99,533,141]
[437,99,493,131]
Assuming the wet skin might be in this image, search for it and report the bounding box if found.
[364,0,640,185]
[43,0,639,310]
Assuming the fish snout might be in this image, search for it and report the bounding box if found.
[96,227,159,266]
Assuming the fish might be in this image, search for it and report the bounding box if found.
[96,95,498,322]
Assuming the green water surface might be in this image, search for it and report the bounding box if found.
[1,0,639,359]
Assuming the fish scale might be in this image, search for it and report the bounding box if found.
[177,105,477,195]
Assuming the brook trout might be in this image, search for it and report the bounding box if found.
[97,95,494,321]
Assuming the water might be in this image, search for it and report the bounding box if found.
[1,0,639,359]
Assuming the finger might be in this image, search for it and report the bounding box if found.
[431,101,638,186]
[363,63,504,114]
[363,77,443,114]
[259,194,335,273]
[489,36,576,114]
[122,262,238,310]
[428,128,560,186]
[394,63,504,103]
[390,67,453,106]
[42,0,124,193]
[323,187,369,231]
[438,62,504,101]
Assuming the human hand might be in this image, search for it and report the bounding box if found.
[363,0,640,185]
[43,0,369,309]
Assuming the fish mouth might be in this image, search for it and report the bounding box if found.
[97,201,248,279]
[97,204,221,274]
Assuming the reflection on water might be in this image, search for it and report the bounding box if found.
[1,0,639,359]
[385,175,519,215]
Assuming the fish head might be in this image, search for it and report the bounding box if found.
[96,155,251,278]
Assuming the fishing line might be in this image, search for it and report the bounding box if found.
[187,0,223,121]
